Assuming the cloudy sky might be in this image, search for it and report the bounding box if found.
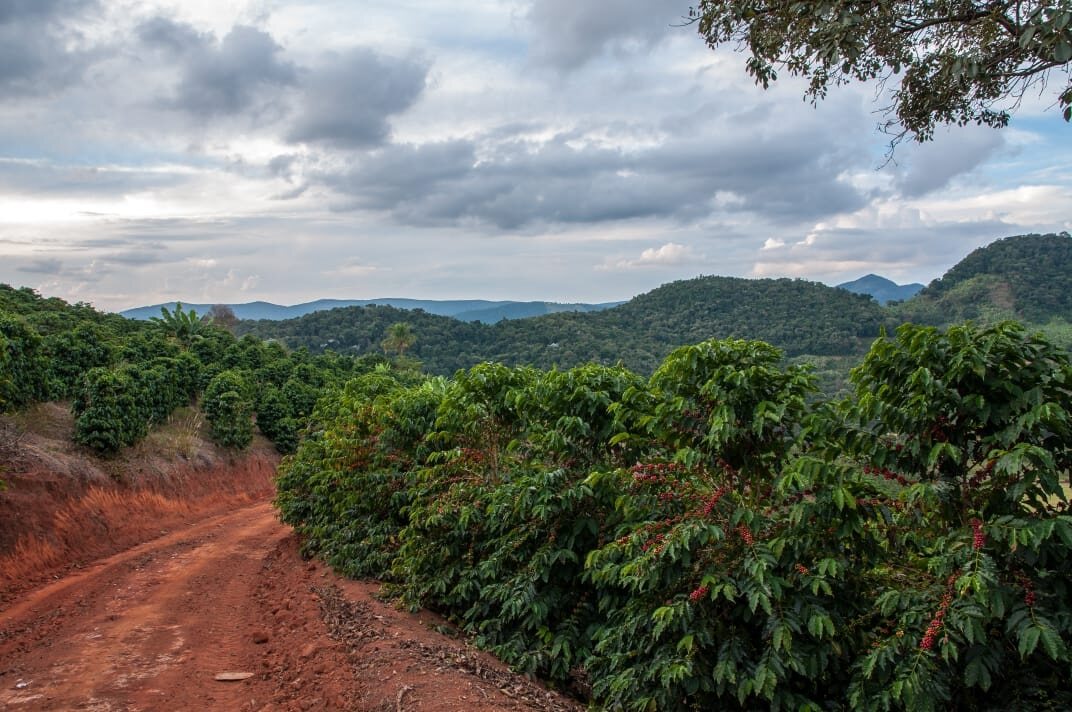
[1,0,1069,312]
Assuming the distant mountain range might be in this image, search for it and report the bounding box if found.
[122,298,623,323]
[123,232,1072,378]
[122,277,918,324]
[836,274,924,304]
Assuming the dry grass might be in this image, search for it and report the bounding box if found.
[9,402,74,442]
[137,407,205,460]
[0,487,197,586]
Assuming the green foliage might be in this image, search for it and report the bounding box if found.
[41,323,120,399]
[276,327,1072,709]
[255,386,299,453]
[202,369,254,449]
[0,282,354,456]
[0,310,50,410]
[898,233,1072,325]
[71,354,199,455]
[381,321,416,357]
[73,365,148,454]
[822,321,1072,709]
[239,276,885,380]
[689,1,1072,141]
[149,301,205,346]
[276,370,438,578]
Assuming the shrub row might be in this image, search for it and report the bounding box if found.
[72,354,201,453]
[277,323,1072,710]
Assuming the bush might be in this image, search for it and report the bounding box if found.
[203,370,254,449]
[0,311,50,410]
[73,366,147,454]
[272,328,1072,710]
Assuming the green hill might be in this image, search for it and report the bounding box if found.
[237,276,885,377]
[895,232,1072,326]
[235,233,1072,386]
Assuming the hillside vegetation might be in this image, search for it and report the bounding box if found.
[123,297,620,323]
[894,233,1072,330]
[238,276,885,376]
[0,284,394,460]
[237,233,1072,379]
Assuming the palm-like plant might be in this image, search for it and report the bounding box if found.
[381,322,416,357]
[150,302,204,347]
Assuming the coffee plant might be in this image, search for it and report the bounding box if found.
[202,370,254,449]
[274,327,1072,710]
[0,311,50,410]
[73,365,149,454]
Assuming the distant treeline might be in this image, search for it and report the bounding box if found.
[237,233,1072,379]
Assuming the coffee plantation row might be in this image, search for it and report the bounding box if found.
[277,322,1072,710]
[0,290,393,455]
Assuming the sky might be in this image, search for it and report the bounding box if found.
[1,0,1069,312]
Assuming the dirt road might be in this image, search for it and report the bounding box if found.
[0,501,580,712]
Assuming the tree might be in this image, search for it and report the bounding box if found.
[206,304,239,333]
[688,1,1072,141]
[381,322,416,357]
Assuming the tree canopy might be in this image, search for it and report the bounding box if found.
[689,1,1072,141]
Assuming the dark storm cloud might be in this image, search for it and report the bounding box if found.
[527,0,680,70]
[0,0,99,95]
[286,49,429,148]
[268,154,299,181]
[318,119,867,229]
[0,0,93,23]
[168,25,297,116]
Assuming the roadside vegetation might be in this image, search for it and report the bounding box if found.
[277,322,1072,710]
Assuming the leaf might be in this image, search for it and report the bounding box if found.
[1054,518,1072,548]
[1018,625,1041,659]
[1039,624,1063,661]
[964,657,992,690]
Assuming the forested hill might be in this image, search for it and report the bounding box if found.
[237,276,885,375]
[894,232,1072,325]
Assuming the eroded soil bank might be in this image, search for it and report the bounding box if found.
[0,403,278,603]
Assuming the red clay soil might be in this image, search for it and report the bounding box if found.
[0,404,277,603]
[0,406,582,710]
[0,501,582,711]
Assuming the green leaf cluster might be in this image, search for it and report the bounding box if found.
[277,323,1072,709]
[689,1,1072,141]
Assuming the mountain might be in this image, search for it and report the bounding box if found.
[894,232,1072,326]
[121,298,620,323]
[237,276,886,376]
[453,300,624,323]
[837,274,924,305]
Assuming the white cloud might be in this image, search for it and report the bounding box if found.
[599,242,699,271]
